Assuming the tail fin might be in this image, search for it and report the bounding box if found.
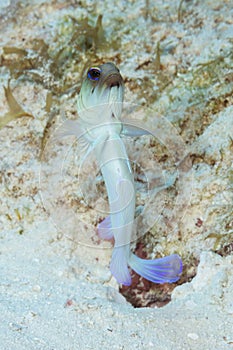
[129,253,182,284]
[110,247,132,286]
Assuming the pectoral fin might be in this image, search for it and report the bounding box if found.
[54,119,92,158]
[121,118,151,137]
[54,119,84,139]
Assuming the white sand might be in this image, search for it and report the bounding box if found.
[0,1,233,349]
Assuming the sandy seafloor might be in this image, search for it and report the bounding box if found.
[0,0,233,349]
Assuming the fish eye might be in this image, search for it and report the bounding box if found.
[87,67,101,81]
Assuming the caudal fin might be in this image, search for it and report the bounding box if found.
[128,253,182,284]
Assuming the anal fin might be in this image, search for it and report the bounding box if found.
[97,216,114,240]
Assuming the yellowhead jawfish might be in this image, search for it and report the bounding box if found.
[59,62,182,285]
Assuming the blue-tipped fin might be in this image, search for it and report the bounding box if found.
[97,216,114,240]
[129,253,182,284]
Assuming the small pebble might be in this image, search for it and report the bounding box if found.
[187,333,199,340]
[32,285,41,292]
[9,323,23,332]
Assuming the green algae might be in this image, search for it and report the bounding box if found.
[0,82,33,129]
[0,13,118,98]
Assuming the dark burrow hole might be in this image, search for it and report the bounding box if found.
[119,242,199,308]
[120,241,233,308]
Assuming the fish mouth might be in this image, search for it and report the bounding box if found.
[104,73,123,89]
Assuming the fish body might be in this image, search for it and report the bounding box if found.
[94,131,135,284]
[60,62,182,285]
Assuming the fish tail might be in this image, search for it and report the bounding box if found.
[110,246,132,286]
[128,253,182,284]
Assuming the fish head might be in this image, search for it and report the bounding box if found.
[77,62,124,125]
